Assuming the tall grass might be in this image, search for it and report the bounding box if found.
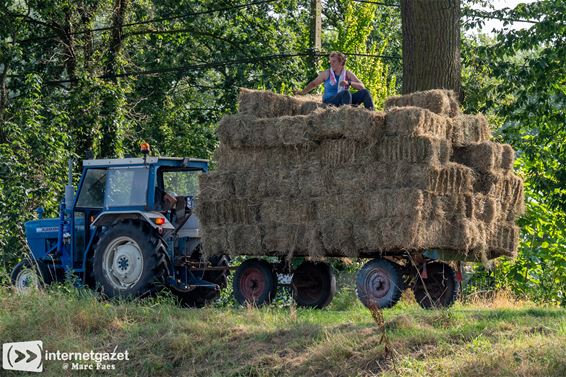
[1,283,564,377]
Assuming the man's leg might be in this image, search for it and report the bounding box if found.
[323,91,352,106]
[351,89,374,110]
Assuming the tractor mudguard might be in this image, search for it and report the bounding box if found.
[91,211,174,231]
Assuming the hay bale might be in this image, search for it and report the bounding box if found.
[353,217,422,253]
[217,114,310,148]
[376,136,451,165]
[384,89,461,118]
[197,172,233,202]
[213,144,316,172]
[198,88,523,260]
[474,172,524,215]
[200,163,476,201]
[218,106,385,148]
[200,226,227,256]
[417,218,486,253]
[259,199,318,224]
[200,215,517,259]
[453,142,515,173]
[310,106,385,141]
[238,88,325,118]
[214,140,379,171]
[226,225,263,255]
[385,106,452,139]
[315,189,424,221]
[451,114,491,146]
[262,223,325,259]
[215,135,449,172]
[425,163,475,195]
[230,167,334,199]
[487,222,520,258]
[198,199,260,227]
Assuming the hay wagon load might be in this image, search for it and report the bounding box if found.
[197,89,524,309]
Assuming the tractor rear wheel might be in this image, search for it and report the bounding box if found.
[413,262,459,309]
[292,261,336,309]
[233,259,277,306]
[356,258,404,309]
[93,222,167,299]
[11,259,54,292]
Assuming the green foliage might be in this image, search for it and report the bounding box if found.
[498,188,566,306]
[1,0,561,309]
[328,0,398,108]
[0,0,316,274]
[462,0,565,305]
[0,75,70,279]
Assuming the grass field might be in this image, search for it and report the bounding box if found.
[0,283,564,377]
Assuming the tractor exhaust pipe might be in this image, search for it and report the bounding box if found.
[64,159,74,213]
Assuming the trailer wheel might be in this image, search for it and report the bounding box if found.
[11,259,53,292]
[233,259,276,306]
[93,222,166,299]
[413,262,459,309]
[356,258,404,309]
[292,261,336,309]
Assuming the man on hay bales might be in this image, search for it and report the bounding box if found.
[295,51,375,110]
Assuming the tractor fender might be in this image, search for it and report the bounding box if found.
[91,211,174,231]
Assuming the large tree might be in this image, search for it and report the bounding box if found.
[400,0,461,96]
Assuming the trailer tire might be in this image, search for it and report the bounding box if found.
[292,261,336,309]
[413,262,459,309]
[356,258,404,309]
[233,259,277,306]
[93,222,166,299]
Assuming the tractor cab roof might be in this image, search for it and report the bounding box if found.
[83,157,209,170]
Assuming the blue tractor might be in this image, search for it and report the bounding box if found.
[11,147,229,306]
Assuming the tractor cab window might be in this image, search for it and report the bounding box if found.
[156,169,201,210]
[76,169,107,208]
[105,167,149,208]
[162,170,201,197]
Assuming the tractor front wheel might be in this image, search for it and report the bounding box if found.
[233,259,277,306]
[93,222,167,299]
[11,259,54,292]
[292,261,336,309]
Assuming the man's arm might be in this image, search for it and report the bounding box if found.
[344,71,365,90]
[294,71,327,95]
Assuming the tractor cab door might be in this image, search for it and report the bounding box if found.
[156,167,202,251]
[73,168,108,269]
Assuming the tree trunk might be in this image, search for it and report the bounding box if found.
[400,0,461,97]
[104,0,129,78]
[78,2,99,72]
[100,0,129,158]
[62,11,77,85]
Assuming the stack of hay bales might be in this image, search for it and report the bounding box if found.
[197,88,524,261]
